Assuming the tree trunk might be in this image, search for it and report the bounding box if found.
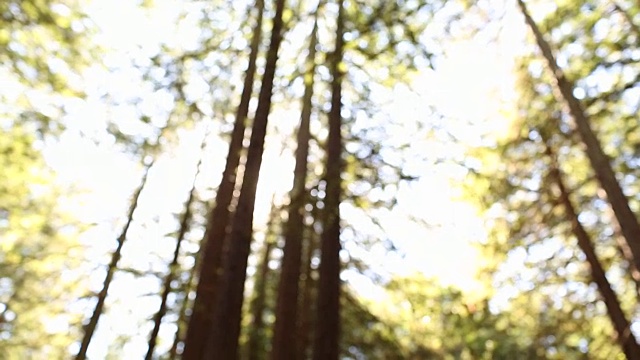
[518,0,640,274]
[168,240,202,360]
[246,198,279,360]
[611,1,640,42]
[545,144,640,359]
[144,133,207,360]
[312,1,345,359]
[297,214,319,360]
[204,0,287,356]
[246,240,275,360]
[270,7,320,359]
[181,0,265,358]
[75,160,154,360]
[598,193,640,298]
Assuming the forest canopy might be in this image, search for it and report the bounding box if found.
[2,0,640,359]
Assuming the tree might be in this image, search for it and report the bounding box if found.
[246,196,280,360]
[270,4,320,358]
[144,131,208,360]
[181,0,266,358]
[0,126,86,358]
[517,0,640,273]
[544,139,640,358]
[75,157,154,360]
[204,0,287,356]
[313,0,346,358]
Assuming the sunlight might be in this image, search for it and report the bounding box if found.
[22,0,532,357]
[7,0,640,356]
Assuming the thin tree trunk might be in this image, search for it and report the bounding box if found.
[297,212,320,360]
[518,0,640,273]
[204,0,287,356]
[611,1,640,41]
[545,144,640,359]
[75,160,154,360]
[598,192,640,297]
[313,1,345,359]
[144,133,208,360]
[181,0,265,358]
[270,7,320,359]
[246,197,279,360]
[168,240,202,360]
[246,242,275,360]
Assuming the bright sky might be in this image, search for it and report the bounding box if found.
[36,0,528,358]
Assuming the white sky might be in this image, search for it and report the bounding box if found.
[33,0,528,358]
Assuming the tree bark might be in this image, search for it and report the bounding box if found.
[598,192,640,298]
[204,0,287,357]
[246,198,278,360]
[75,160,154,360]
[181,0,265,358]
[297,215,319,360]
[168,240,202,360]
[270,7,320,359]
[144,133,207,360]
[545,144,640,359]
[518,0,640,274]
[313,1,345,359]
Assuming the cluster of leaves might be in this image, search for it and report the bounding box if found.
[462,0,640,357]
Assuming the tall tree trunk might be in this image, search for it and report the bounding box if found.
[168,241,202,360]
[204,0,287,357]
[181,0,265,358]
[545,144,640,359]
[297,212,320,360]
[144,133,207,360]
[75,160,154,360]
[270,7,320,359]
[245,241,275,360]
[246,197,279,360]
[598,192,640,297]
[313,1,345,359]
[611,1,640,41]
[517,0,640,273]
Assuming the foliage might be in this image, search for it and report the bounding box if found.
[0,126,86,358]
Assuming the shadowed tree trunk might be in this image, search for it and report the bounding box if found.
[168,241,202,360]
[545,143,640,359]
[75,159,154,360]
[518,0,640,273]
[297,205,320,360]
[313,0,345,359]
[204,0,287,357]
[144,132,208,360]
[611,1,640,41]
[270,6,320,359]
[181,0,265,358]
[246,241,275,360]
[246,197,279,360]
[597,193,640,298]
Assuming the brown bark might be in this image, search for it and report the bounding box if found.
[168,239,202,360]
[203,0,287,356]
[312,1,345,359]
[611,1,640,42]
[297,217,319,360]
[144,134,207,360]
[181,0,265,358]
[598,191,640,297]
[545,144,640,359]
[246,199,278,360]
[246,240,275,360]
[270,8,320,359]
[75,160,154,360]
[518,0,640,274]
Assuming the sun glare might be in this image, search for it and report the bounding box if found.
[32,0,528,357]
